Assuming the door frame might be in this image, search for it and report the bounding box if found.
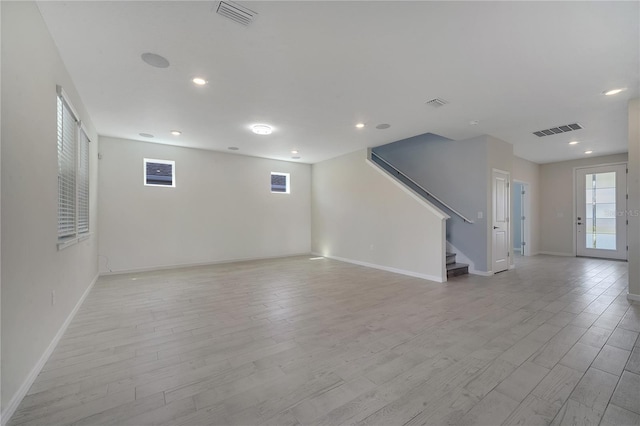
[513,180,531,256]
[573,161,628,259]
[492,168,511,273]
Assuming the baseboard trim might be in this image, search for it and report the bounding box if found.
[99,253,312,276]
[538,251,574,257]
[315,253,445,283]
[627,293,640,303]
[1,273,99,426]
[469,269,493,276]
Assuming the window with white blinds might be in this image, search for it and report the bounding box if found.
[57,86,90,244]
[78,129,90,234]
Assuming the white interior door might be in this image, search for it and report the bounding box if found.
[493,169,510,273]
[576,164,627,260]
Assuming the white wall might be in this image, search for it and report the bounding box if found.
[513,156,541,256]
[98,137,311,273]
[1,1,99,419]
[486,136,514,271]
[628,98,640,300]
[539,153,628,256]
[311,149,447,282]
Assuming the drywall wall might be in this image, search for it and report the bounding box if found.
[1,1,99,419]
[539,153,628,256]
[98,137,311,273]
[628,98,640,300]
[311,149,447,282]
[513,155,541,256]
[486,136,514,271]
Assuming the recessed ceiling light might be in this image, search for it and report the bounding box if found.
[228,147,239,151]
[192,77,207,86]
[251,124,273,135]
[603,88,626,96]
[355,123,365,129]
[569,141,579,145]
[291,150,299,154]
[170,130,182,136]
[141,52,170,68]
[376,123,391,130]
[469,120,480,126]
[139,133,154,138]
[585,150,593,154]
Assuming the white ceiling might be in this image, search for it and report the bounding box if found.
[37,1,639,164]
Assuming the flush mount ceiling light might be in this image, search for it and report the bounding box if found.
[192,77,208,86]
[569,141,579,145]
[355,123,365,129]
[141,52,170,68]
[139,133,154,138]
[585,150,593,154]
[376,123,391,130]
[603,88,626,96]
[170,130,182,136]
[251,124,273,135]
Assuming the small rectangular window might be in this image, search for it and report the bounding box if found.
[271,172,290,194]
[144,158,175,187]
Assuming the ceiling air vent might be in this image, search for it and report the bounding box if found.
[216,1,257,26]
[533,123,583,137]
[425,98,449,108]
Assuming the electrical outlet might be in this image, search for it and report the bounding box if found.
[477,211,483,219]
[51,290,56,306]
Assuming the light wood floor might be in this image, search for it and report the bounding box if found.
[9,255,640,426]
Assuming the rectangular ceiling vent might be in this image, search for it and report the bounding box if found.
[533,123,583,137]
[216,1,257,26]
[425,98,449,108]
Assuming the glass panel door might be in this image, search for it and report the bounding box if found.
[576,164,627,260]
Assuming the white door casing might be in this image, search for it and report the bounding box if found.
[493,169,510,273]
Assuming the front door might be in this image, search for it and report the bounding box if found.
[493,169,510,273]
[576,164,627,260]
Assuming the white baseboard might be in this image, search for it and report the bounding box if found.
[314,253,445,283]
[1,273,99,426]
[469,269,493,276]
[627,293,640,303]
[538,251,574,257]
[99,253,312,276]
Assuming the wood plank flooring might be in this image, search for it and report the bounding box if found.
[8,255,640,425]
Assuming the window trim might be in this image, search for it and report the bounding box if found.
[144,158,176,188]
[270,172,290,194]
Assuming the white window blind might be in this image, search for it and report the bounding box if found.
[57,85,90,244]
[77,128,90,234]
[57,94,77,239]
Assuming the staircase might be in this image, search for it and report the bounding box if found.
[446,252,469,278]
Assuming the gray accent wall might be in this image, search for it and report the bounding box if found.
[373,133,513,272]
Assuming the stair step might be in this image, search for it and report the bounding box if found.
[446,262,469,278]
[446,252,456,265]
